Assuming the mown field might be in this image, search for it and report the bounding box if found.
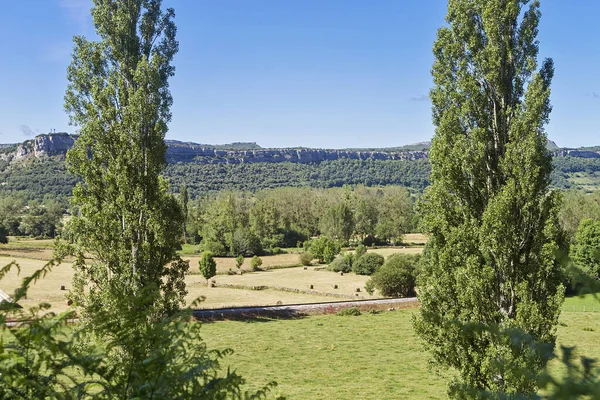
[200,307,600,399]
[0,240,423,312]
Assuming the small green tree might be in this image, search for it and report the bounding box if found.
[365,254,419,297]
[235,254,244,270]
[250,255,263,271]
[309,236,341,264]
[571,218,600,280]
[199,251,217,285]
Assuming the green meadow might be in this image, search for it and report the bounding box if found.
[201,307,600,399]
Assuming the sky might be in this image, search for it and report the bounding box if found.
[0,1,598,149]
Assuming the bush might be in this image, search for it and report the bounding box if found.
[309,236,341,264]
[354,244,367,259]
[328,253,353,273]
[299,251,313,266]
[235,255,244,269]
[352,253,384,275]
[365,254,419,297]
[250,255,263,271]
[337,307,361,316]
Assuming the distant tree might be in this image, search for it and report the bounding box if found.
[180,183,189,243]
[352,186,380,240]
[320,201,355,242]
[199,251,217,285]
[352,253,384,276]
[571,219,600,280]
[309,236,341,264]
[414,0,564,397]
[365,254,418,297]
[250,255,263,271]
[235,254,244,270]
[200,191,250,255]
[559,191,600,242]
[375,186,412,244]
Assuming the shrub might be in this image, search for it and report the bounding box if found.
[202,239,227,256]
[337,307,361,316]
[250,255,263,271]
[299,251,313,266]
[352,253,384,275]
[365,254,419,297]
[198,251,217,284]
[309,236,341,264]
[354,244,367,259]
[328,253,353,273]
[235,255,244,269]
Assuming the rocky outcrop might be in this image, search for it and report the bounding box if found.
[10,133,77,161]
[2,133,599,165]
[552,149,600,158]
[164,144,430,164]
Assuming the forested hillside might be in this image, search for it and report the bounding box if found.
[0,134,598,201]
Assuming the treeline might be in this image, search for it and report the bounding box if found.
[184,185,415,256]
[166,158,431,197]
[0,154,598,201]
[0,193,65,240]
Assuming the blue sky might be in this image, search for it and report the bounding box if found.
[0,1,598,149]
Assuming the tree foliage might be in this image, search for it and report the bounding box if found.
[199,250,217,283]
[308,236,341,264]
[571,218,600,280]
[352,253,384,276]
[365,254,418,297]
[414,0,564,396]
[65,0,188,325]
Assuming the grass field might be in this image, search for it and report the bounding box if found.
[1,247,421,311]
[563,293,600,312]
[201,308,600,400]
[2,240,599,399]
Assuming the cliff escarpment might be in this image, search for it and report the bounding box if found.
[1,133,599,165]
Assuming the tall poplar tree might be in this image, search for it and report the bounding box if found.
[414,0,565,396]
[64,0,188,327]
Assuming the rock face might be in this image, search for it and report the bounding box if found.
[553,149,600,158]
[164,142,430,164]
[11,133,77,160]
[2,133,599,164]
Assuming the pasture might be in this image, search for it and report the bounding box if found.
[0,244,421,311]
[201,308,600,399]
[1,239,599,399]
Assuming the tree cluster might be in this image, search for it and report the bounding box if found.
[0,194,64,239]
[186,185,415,256]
